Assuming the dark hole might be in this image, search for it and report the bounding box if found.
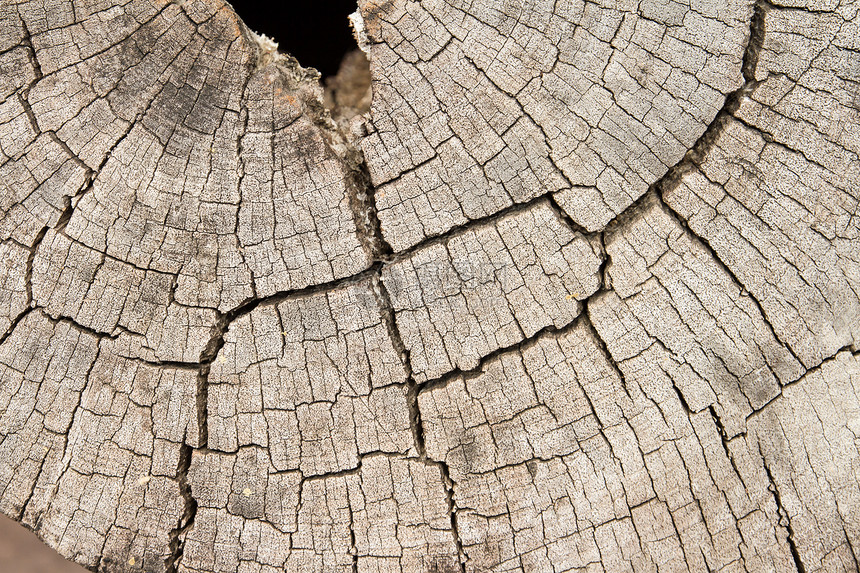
[227,0,360,78]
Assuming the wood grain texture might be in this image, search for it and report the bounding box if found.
[0,0,857,571]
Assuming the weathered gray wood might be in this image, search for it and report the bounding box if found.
[0,0,858,572]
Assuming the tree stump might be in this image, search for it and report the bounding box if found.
[0,0,858,571]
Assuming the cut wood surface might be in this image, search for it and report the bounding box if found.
[0,0,858,571]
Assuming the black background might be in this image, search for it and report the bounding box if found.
[227,0,360,77]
